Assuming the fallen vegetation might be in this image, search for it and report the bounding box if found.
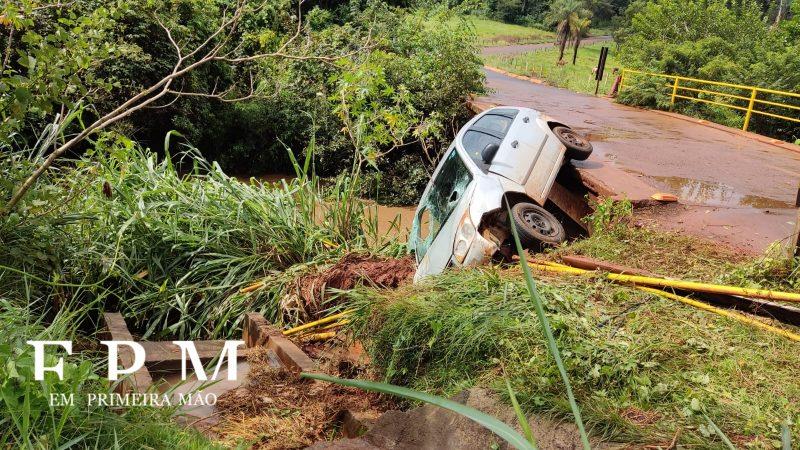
[214,347,390,449]
[345,220,800,447]
[0,137,397,447]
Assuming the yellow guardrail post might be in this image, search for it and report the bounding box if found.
[670,76,680,108]
[742,88,758,131]
[618,69,626,94]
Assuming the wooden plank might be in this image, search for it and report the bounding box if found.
[140,340,240,372]
[243,312,278,347]
[266,334,316,373]
[101,313,153,393]
[242,312,317,373]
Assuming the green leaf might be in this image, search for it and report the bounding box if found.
[506,204,591,449]
[704,414,736,450]
[781,423,792,450]
[301,372,537,450]
[505,377,537,448]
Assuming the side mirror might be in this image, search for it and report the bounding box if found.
[481,143,500,164]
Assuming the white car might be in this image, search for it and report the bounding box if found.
[409,106,593,281]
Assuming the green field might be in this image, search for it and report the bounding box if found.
[484,43,621,95]
[468,17,555,45]
[428,15,555,46]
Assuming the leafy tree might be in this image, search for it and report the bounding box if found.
[570,16,592,64]
[0,1,138,143]
[616,0,800,141]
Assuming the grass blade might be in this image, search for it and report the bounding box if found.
[505,377,537,448]
[506,205,591,449]
[301,372,537,450]
[704,415,735,450]
[781,423,791,450]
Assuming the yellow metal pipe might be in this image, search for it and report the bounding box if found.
[743,88,757,131]
[283,310,353,336]
[637,286,800,342]
[297,320,349,336]
[620,68,800,132]
[673,85,753,102]
[753,97,800,111]
[750,108,800,123]
[672,94,749,111]
[670,77,679,106]
[529,263,800,303]
[240,281,265,294]
[303,331,337,342]
[623,68,800,97]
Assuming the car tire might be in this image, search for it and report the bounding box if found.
[510,202,566,247]
[552,126,593,161]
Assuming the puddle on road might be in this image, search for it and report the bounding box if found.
[647,175,793,209]
[583,129,640,141]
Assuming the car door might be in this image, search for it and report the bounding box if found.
[487,111,562,205]
[411,148,474,278]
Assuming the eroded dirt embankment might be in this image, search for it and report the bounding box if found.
[291,254,415,318]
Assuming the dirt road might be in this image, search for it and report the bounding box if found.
[481,36,612,56]
[478,67,800,253]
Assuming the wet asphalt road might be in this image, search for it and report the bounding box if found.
[478,67,800,253]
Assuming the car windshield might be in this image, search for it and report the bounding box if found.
[411,149,473,262]
[461,110,518,172]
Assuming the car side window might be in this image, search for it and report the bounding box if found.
[474,114,513,134]
[411,149,473,262]
[461,112,517,172]
[463,130,501,171]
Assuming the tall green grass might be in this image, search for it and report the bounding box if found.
[0,130,398,447]
[1,131,396,340]
[0,297,220,448]
[346,226,800,446]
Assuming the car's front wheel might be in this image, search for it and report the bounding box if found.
[552,126,593,161]
[510,202,565,247]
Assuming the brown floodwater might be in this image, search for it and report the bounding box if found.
[235,174,417,239]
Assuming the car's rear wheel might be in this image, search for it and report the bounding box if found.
[510,202,565,247]
[552,125,593,161]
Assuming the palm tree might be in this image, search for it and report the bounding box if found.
[546,0,592,64]
[570,17,592,65]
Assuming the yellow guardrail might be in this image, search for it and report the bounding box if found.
[619,68,800,132]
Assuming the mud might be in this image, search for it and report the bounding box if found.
[633,202,796,254]
[291,254,415,318]
[212,347,392,449]
[309,387,623,450]
[363,201,416,239]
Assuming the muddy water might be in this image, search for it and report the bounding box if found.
[364,201,416,238]
[646,175,794,209]
[237,174,417,239]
